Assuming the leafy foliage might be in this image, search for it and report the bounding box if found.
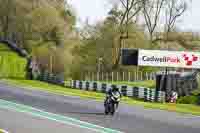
[177,96,199,105]
[72,8,149,79]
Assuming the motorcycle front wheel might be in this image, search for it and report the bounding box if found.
[110,103,115,115]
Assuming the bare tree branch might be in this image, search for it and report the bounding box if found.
[128,6,142,21]
[120,0,126,8]
[142,0,166,42]
[165,0,187,40]
[152,0,165,31]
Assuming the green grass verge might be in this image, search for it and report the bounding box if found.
[0,43,27,78]
[5,79,105,100]
[100,80,155,89]
[4,79,200,116]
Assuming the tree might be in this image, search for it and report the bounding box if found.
[151,0,190,50]
[164,0,187,40]
[0,0,78,79]
[111,0,143,69]
[0,0,17,40]
[27,6,65,46]
[0,0,76,50]
[72,10,148,78]
[142,0,165,43]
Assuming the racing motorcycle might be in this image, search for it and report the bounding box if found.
[104,91,121,115]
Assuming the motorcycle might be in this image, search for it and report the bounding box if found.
[104,91,121,115]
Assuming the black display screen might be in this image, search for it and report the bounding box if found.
[121,49,138,65]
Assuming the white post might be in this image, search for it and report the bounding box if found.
[136,71,138,81]
[146,72,148,80]
[138,71,140,81]
[128,71,131,82]
[153,72,156,80]
[152,73,154,80]
[112,72,114,82]
[137,71,138,81]
[150,73,152,80]
[139,71,140,81]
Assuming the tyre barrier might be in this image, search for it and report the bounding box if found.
[38,72,65,86]
[35,72,165,102]
[70,80,165,102]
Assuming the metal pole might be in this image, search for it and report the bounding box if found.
[87,71,89,81]
[141,71,143,81]
[123,71,125,81]
[146,72,148,80]
[117,72,119,81]
[98,57,103,72]
[86,71,90,80]
[106,72,109,81]
[50,55,52,74]
[102,72,104,81]
[134,71,136,81]
[97,72,99,81]
[92,72,94,81]
[88,72,92,81]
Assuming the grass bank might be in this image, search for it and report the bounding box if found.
[0,43,27,78]
[4,79,200,116]
[100,80,155,89]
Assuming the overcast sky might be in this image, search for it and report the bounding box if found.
[69,0,200,31]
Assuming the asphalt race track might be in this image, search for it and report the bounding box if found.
[0,108,97,133]
[0,82,200,133]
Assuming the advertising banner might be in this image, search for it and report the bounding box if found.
[138,49,200,69]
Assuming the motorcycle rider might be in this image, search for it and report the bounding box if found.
[105,86,122,109]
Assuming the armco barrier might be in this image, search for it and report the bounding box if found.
[70,80,165,102]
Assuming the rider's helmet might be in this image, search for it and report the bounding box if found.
[111,87,121,102]
[112,86,119,92]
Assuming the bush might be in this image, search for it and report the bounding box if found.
[177,96,199,104]
[192,89,200,96]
